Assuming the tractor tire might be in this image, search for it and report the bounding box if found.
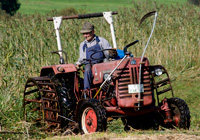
[166,97,190,129]
[49,73,77,129]
[78,99,107,134]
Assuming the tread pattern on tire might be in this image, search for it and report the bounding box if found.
[79,99,107,133]
[167,97,190,129]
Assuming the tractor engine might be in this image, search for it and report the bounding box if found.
[92,56,154,108]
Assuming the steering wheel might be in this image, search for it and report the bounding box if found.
[90,48,118,60]
[88,40,139,61]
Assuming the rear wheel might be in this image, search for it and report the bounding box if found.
[24,77,60,129]
[165,97,190,129]
[50,73,77,129]
[79,99,107,134]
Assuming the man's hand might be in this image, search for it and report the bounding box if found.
[75,64,80,69]
[75,64,85,72]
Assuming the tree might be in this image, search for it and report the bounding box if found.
[188,0,200,6]
[0,0,20,16]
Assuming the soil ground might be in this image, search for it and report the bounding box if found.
[51,132,200,140]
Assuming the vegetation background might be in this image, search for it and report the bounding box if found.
[0,0,199,139]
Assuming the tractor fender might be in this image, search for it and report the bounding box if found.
[40,64,77,76]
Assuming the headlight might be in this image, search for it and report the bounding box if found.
[57,66,65,72]
[103,73,110,80]
[155,68,162,76]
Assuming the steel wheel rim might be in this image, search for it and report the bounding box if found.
[81,107,97,133]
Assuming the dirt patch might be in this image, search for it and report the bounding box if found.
[109,134,200,140]
[51,133,200,140]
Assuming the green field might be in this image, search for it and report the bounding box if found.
[0,0,200,139]
[18,0,188,15]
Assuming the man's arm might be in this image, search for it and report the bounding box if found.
[99,37,112,58]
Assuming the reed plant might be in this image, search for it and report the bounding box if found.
[0,1,199,138]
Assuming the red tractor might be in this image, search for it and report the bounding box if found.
[23,11,190,134]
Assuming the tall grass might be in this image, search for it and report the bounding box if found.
[0,1,199,138]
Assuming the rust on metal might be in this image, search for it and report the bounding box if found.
[161,98,173,123]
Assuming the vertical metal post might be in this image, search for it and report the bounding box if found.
[53,17,63,58]
[103,12,117,49]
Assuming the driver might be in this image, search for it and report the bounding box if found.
[76,22,112,90]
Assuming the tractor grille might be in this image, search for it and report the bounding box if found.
[141,69,152,95]
[117,68,132,99]
[116,65,153,107]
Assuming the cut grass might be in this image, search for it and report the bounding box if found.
[18,0,188,15]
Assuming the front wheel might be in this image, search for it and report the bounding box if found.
[79,99,107,134]
[163,97,190,129]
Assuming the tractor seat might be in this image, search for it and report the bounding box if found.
[108,49,125,60]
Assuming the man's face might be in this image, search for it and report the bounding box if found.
[83,30,94,42]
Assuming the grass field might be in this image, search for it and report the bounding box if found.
[0,0,200,139]
[18,0,188,15]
